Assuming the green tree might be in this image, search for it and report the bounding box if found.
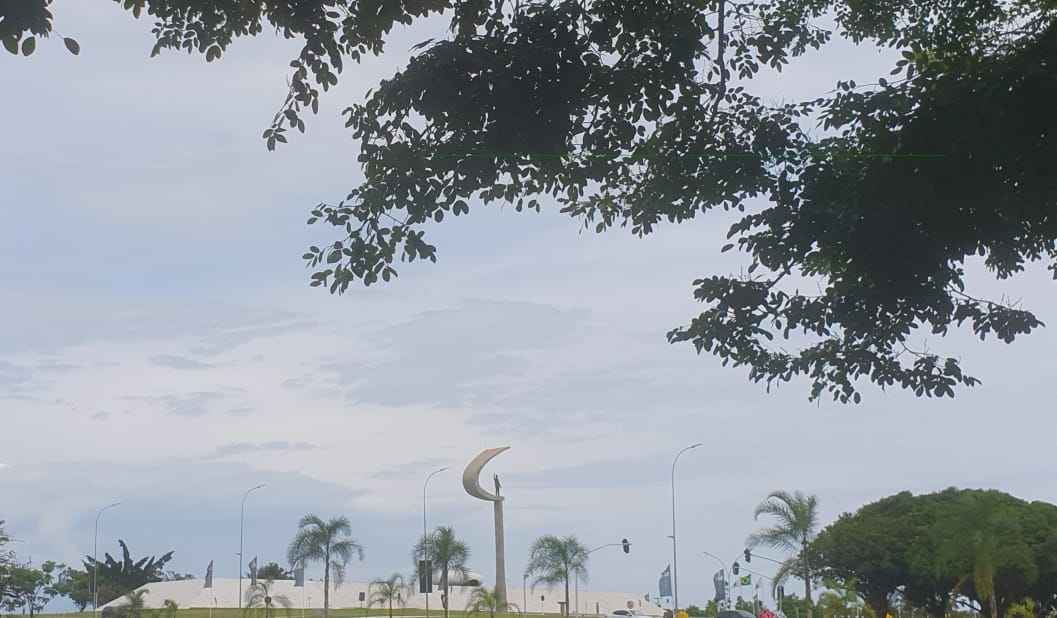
[254,563,293,581]
[524,535,588,617]
[413,526,470,618]
[368,574,407,618]
[0,521,13,608]
[466,586,520,618]
[287,515,364,618]
[55,567,93,611]
[2,561,67,617]
[83,540,175,604]
[810,493,913,618]
[935,492,1037,618]
[7,1,1056,404]
[748,491,820,618]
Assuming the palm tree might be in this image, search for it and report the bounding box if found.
[368,574,407,618]
[162,599,179,618]
[523,535,588,616]
[120,588,149,618]
[244,579,293,618]
[466,586,520,618]
[413,526,470,618]
[287,515,364,618]
[747,491,821,618]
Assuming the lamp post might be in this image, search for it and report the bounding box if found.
[93,502,121,616]
[423,467,448,618]
[576,541,631,616]
[239,483,266,609]
[671,443,702,614]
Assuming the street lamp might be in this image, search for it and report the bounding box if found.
[576,541,631,616]
[93,502,121,616]
[239,483,266,609]
[423,466,448,618]
[671,443,702,614]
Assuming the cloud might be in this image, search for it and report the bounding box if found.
[90,411,110,421]
[150,355,213,370]
[369,457,452,481]
[205,441,318,459]
[328,300,589,408]
[124,391,230,417]
[227,407,254,417]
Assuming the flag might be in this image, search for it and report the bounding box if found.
[294,560,305,587]
[204,560,214,589]
[249,557,258,587]
[658,565,672,598]
[712,570,726,602]
[739,574,752,586]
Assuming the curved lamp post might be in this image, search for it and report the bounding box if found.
[670,443,702,614]
[93,501,121,616]
[239,483,266,609]
[423,466,448,618]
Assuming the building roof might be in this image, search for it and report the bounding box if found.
[100,578,665,616]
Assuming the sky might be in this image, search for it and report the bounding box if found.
[2,3,1057,614]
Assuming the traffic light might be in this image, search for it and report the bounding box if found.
[732,561,740,575]
[744,549,752,563]
[622,538,631,554]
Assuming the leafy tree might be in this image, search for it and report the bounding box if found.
[83,540,175,605]
[7,1,1057,404]
[466,586,520,618]
[934,492,1037,618]
[810,493,913,618]
[55,567,93,611]
[749,491,820,618]
[413,526,470,618]
[245,579,294,618]
[2,561,67,617]
[255,563,294,581]
[286,514,364,618]
[524,535,588,617]
[368,574,407,618]
[0,521,13,608]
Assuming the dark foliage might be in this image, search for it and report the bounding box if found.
[5,0,1056,401]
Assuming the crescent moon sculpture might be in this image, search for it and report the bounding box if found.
[463,446,510,607]
[462,446,510,501]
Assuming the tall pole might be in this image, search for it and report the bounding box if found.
[93,502,121,617]
[239,484,266,609]
[524,574,528,616]
[671,443,702,615]
[423,467,448,618]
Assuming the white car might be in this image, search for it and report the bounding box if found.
[610,610,649,618]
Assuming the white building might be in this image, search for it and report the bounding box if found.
[100,578,664,616]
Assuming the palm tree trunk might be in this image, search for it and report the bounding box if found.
[564,576,570,617]
[323,549,331,618]
[803,549,813,618]
[442,569,449,618]
[389,599,393,618]
[989,593,997,618]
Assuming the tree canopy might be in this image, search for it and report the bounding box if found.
[810,488,1057,618]
[82,540,175,606]
[5,0,1056,402]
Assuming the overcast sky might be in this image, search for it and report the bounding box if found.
[3,4,1056,614]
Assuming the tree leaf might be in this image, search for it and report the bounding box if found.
[64,37,81,55]
[21,37,36,56]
